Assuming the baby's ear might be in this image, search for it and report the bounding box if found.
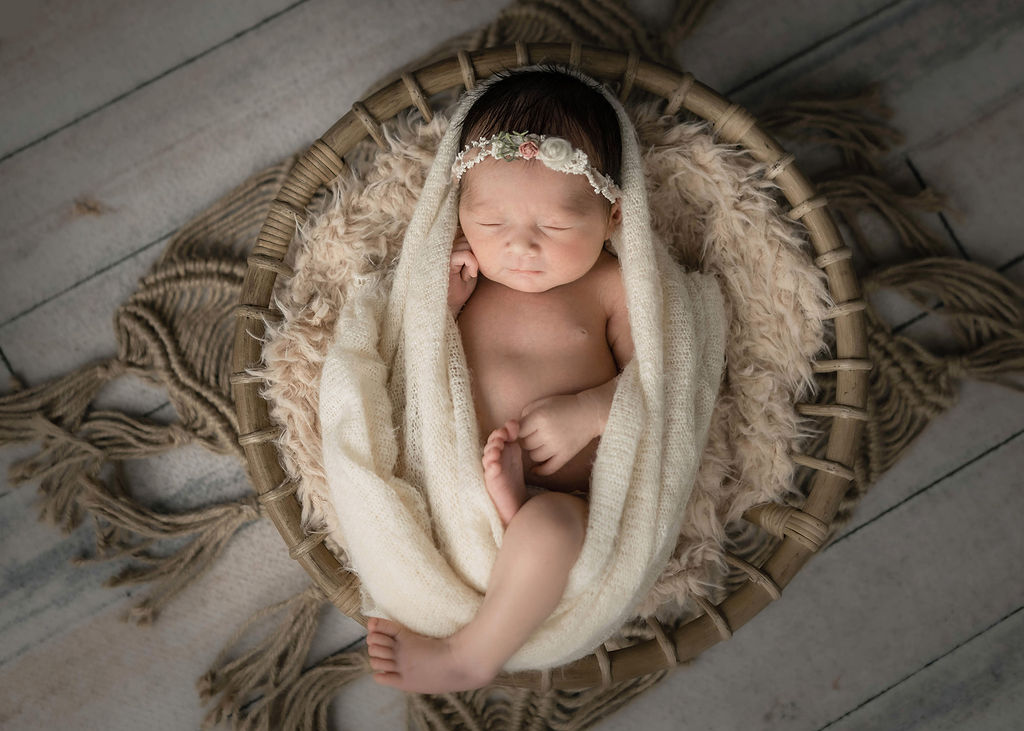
[608,200,623,231]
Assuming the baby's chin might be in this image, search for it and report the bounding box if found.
[501,276,558,293]
[495,268,582,293]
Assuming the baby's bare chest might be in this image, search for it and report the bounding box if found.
[457,279,619,437]
[459,281,610,365]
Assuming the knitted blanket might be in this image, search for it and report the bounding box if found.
[317,73,726,671]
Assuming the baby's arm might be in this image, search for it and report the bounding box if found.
[576,269,635,427]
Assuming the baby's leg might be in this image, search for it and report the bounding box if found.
[367,491,588,694]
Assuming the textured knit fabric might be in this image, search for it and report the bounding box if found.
[318,69,726,671]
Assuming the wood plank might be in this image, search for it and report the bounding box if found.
[592,432,1024,730]
[0,514,387,730]
[827,608,1024,731]
[0,352,12,386]
[0,0,297,158]
[908,90,1024,277]
[732,0,1024,151]
[0,232,165,387]
[659,0,897,94]
[0,0,513,325]
[833,381,1024,543]
[0,442,250,663]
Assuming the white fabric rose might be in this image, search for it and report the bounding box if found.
[537,137,574,168]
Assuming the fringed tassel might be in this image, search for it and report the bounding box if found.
[817,174,950,262]
[199,584,329,730]
[0,357,125,438]
[5,386,258,621]
[804,257,1024,496]
[7,413,105,529]
[273,652,371,731]
[75,470,262,623]
[2,359,127,528]
[757,84,903,171]
[406,672,667,731]
[868,258,1024,351]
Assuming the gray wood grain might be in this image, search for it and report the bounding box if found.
[0,0,297,158]
[592,432,1024,730]
[0,518,375,731]
[0,0,512,325]
[909,91,1024,275]
[826,607,1024,731]
[670,0,898,94]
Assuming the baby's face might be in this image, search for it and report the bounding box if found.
[458,158,620,293]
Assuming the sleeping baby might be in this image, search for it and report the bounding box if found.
[366,68,634,693]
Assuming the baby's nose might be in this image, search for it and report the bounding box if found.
[507,230,539,255]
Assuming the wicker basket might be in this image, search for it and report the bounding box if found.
[230,42,868,691]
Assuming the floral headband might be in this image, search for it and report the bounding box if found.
[451,131,622,203]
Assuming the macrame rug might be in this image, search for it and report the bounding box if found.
[2,1,1023,729]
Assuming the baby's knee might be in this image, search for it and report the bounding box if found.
[522,492,587,550]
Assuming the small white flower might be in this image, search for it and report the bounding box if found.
[537,137,574,168]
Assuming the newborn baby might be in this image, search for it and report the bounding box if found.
[451,150,632,518]
[367,69,634,693]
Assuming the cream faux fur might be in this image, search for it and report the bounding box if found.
[260,94,828,658]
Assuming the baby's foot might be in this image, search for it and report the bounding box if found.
[366,617,496,694]
[482,420,527,527]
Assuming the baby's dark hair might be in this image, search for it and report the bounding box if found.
[458,67,622,185]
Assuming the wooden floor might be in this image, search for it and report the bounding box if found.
[2,1,1022,728]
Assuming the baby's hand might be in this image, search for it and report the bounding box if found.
[448,231,478,316]
[518,392,605,476]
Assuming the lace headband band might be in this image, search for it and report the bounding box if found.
[451,131,622,203]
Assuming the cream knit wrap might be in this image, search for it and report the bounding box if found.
[318,69,727,671]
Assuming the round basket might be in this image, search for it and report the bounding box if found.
[230,42,869,691]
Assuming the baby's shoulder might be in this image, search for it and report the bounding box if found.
[587,251,626,314]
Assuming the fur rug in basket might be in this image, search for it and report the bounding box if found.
[259,99,830,642]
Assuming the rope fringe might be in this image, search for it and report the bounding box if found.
[758,84,903,171]
[797,256,1024,525]
[274,652,370,731]
[84,478,262,624]
[198,584,329,730]
[819,174,950,262]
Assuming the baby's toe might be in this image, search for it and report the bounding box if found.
[372,617,403,637]
[369,656,398,673]
[371,671,404,688]
[367,642,395,660]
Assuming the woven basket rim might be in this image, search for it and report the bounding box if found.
[230,42,869,690]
